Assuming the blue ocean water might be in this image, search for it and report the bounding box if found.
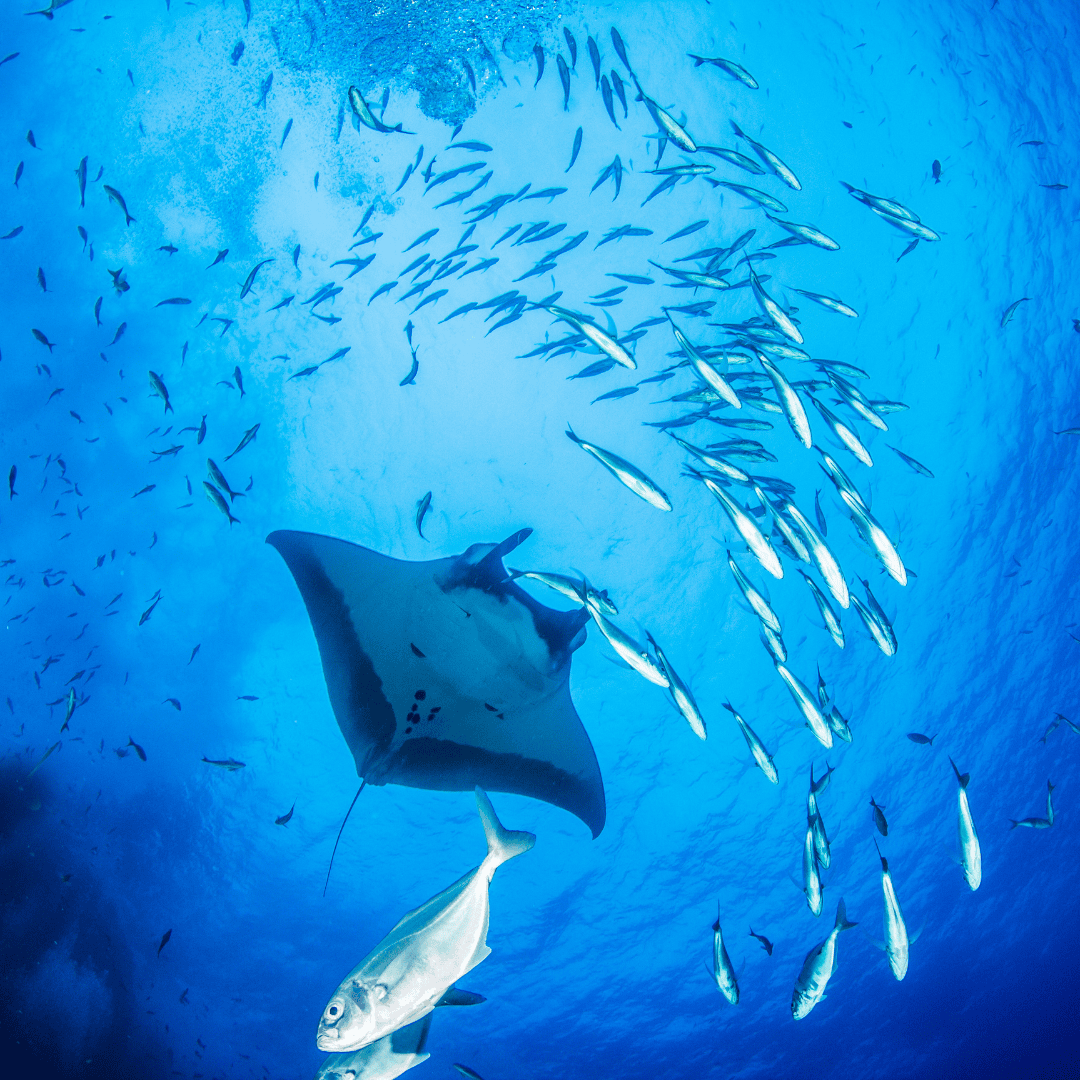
[2,0,1080,1077]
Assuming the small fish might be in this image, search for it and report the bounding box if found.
[103,184,135,225]
[157,929,172,956]
[207,459,242,502]
[275,802,296,826]
[241,258,274,299]
[564,27,577,68]
[27,741,61,778]
[231,40,244,64]
[139,596,162,625]
[163,698,182,711]
[566,426,669,510]
[8,465,16,499]
[1,226,24,240]
[710,910,740,1005]
[870,797,889,836]
[148,371,173,413]
[611,69,628,117]
[610,27,631,72]
[33,328,56,351]
[257,72,273,106]
[108,322,126,346]
[591,386,638,404]
[723,702,778,784]
[347,85,412,134]
[207,248,228,268]
[127,737,147,762]
[932,159,942,183]
[280,118,293,147]
[224,423,260,461]
[793,288,858,318]
[202,756,246,770]
[689,54,758,89]
[950,758,982,891]
[533,43,544,87]
[587,35,601,87]
[665,220,708,243]
[75,155,87,205]
[268,294,294,312]
[156,297,191,307]
[1001,297,1030,327]
[189,644,201,664]
[567,126,583,172]
[731,120,800,189]
[557,54,570,109]
[204,481,240,525]
[452,1067,484,1080]
[906,732,936,745]
[646,632,706,740]
[413,491,433,538]
[749,928,773,955]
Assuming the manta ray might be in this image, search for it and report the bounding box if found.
[267,527,606,837]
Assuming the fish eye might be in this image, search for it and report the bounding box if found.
[326,1003,341,1019]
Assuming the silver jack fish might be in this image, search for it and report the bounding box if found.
[316,790,533,1052]
[711,909,740,1004]
[723,702,778,784]
[566,426,671,511]
[949,759,982,891]
[875,841,909,981]
[791,899,857,1019]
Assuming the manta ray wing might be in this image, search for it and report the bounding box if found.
[267,529,606,836]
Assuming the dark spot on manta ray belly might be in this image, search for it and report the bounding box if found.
[414,690,426,700]
[410,643,425,658]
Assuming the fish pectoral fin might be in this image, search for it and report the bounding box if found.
[860,931,888,951]
[909,922,926,945]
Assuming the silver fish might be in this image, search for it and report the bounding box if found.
[546,306,636,369]
[801,822,823,916]
[791,900,857,1019]
[727,551,781,633]
[582,600,669,688]
[776,662,832,748]
[723,702,778,784]
[749,267,803,344]
[508,569,617,616]
[808,396,873,467]
[316,790,532,1052]
[1010,780,1055,829]
[566,426,671,511]
[669,320,741,408]
[793,288,858,318]
[784,502,848,609]
[876,842,910,981]
[698,474,782,579]
[839,490,906,585]
[949,759,982,891]
[711,911,740,1004]
[647,632,706,740]
[757,354,811,448]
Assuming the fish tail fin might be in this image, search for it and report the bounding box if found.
[1009,819,1019,830]
[228,510,241,526]
[476,788,535,872]
[835,898,857,931]
[565,424,580,444]
[689,54,704,66]
[949,757,969,788]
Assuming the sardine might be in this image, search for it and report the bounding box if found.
[784,502,848,609]
[646,632,706,739]
[566,426,671,511]
[727,550,781,632]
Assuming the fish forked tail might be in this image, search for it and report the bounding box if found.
[949,757,970,789]
[835,898,857,932]
[476,787,535,875]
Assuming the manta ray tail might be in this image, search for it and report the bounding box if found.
[322,780,366,896]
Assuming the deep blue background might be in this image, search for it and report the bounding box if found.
[2,1,1079,1077]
